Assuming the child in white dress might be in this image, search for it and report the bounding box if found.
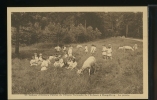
[102,45,107,59]
[54,57,60,67]
[67,58,77,70]
[106,47,112,60]
[59,56,64,67]
[85,45,88,54]
[34,53,39,63]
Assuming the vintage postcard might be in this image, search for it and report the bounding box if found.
[7,7,148,99]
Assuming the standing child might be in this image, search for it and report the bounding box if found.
[34,53,39,63]
[102,45,107,60]
[63,45,66,53]
[68,45,73,57]
[106,46,112,60]
[90,44,94,54]
[85,45,88,54]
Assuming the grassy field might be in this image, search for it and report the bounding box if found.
[11,37,143,94]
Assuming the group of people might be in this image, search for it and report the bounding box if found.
[55,44,112,60]
[30,43,113,71]
[30,51,78,71]
[84,44,112,60]
[102,44,112,60]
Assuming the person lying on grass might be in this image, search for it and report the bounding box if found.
[64,52,68,58]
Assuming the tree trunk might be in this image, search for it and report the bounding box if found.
[15,26,20,55]
[126,24,128,37]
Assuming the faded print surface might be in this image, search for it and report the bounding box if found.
[8,7,148,99]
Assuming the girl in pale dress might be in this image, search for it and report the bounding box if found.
[102,45,107,60]
[106,46,112,60]
[85,45,88,54]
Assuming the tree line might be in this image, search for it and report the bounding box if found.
[11,12,143,54]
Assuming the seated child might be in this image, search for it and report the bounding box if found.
[59,56,64,67]
[30,56,38,66]
[54,57,60,67]
[41,57,51,71]
[85,45,88,54]
[38,53,43,65]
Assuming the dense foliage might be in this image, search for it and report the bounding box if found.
[11,12,143,54]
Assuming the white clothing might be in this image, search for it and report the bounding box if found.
[38,56,43,61]
[107,48,112,57]
[133,44,138,50]
[49,56,55,60]
[30,59,38,66]
[91,46,96,53]
[102,47,107,55]
[77,45,83,48]
[34,56,39,62]
[41,67,47,71]
[68,48,73,56]
[41,60,50,67]
[64,54,68,58]
[54,61,60,67]
[55,46,61,51]
[59,58,64,67]
[63,46,66,51]
[85,46,88,52]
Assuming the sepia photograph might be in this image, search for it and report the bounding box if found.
[7,7,148,99]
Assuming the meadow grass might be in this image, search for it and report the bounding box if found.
[11,37,143,94]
